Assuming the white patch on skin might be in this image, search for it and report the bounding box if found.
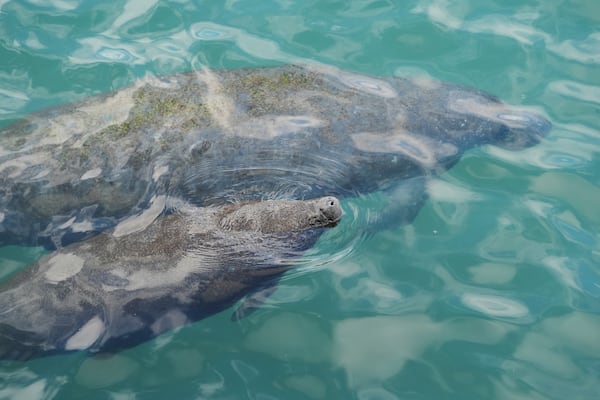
[309,64,398,98]
[235,115,324,139]
[338,73,397,98]
[0,144,9,158]
[411,75,442,90]
[40,117,83,147]
[71,220,94,233]
[447,93,537,130]
[350,131,457,168]
[80,167,102,180]
[58,216,76,230]
[44,252,85,283]
[0,211,4,223]
[0,154,44,178]
[194,67,235,130]
[152,164,169,181]
[447,95,502,121]
[31,168,50,180]
[112,195,166,237]
[121,252,214,292]
[65,316,105,350]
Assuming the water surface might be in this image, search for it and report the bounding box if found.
[1,0,599,399]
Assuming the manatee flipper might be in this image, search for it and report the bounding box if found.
[368,176,429,232]
[231,282,280,321]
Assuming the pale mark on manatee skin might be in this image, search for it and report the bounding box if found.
[447,93,538,130]
[152,164,169,181]
[350,131,458,167]
[44,252,85,283]
[235,115,325,139]
[341,76,397,98]
[112,195,167,237]
[70,220,94,233]
[0,144,10,158]
[113,252,217,292]
[193,68,235,131]
[411,75,442,90]
[58,216,77,230]
[65,316,105,350]
[0,154,44,179]
[308,64,398,98]
[80,168,102,180]
[31,168,50,180]
[448,96,502,121]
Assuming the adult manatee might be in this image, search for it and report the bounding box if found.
[0,65,551,247]
[0,196,342,360]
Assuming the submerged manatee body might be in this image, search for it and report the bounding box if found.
[0,196,342,360]
[0,65,550,247]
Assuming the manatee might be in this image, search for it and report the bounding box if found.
[0,195,342,360]
[0,65,551,247]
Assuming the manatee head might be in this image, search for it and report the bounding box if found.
[489,109,552,150]
[219,196,342,233]
[306,196,343,228]
[349,81,551,173]
[444,88,552,151]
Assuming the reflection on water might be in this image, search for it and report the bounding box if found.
[460,293,529,318]
[413,0,600,65]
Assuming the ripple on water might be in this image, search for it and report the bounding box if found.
[96,47,134,62]
[192,28,227,40]
[544,256,600,304]
[75,354,139,389]
[541,151,588,168]
[460,293,530,319]
[552,213,597,247]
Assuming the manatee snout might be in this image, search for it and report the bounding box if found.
[448,90,551,151]
[496,110,552,150]
[316,196,343,227]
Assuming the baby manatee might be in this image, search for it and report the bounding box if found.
[0,196,342,361]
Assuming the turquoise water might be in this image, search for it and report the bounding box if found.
[1,0,599,399]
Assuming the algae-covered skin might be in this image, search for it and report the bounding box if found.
[0,65,551,247]
[0,196,342,360]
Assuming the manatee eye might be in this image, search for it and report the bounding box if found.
[328,200,335,207]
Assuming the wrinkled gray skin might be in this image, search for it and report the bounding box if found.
[0,65,550,247]
[0,196,342,360]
